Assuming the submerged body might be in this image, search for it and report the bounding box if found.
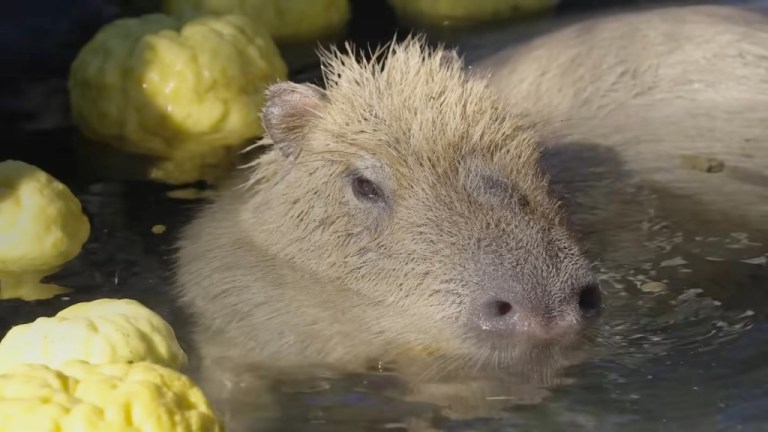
[470,4,768,237]
[176,36,599,427]
[175,3,768,427]
[177,38,598,373]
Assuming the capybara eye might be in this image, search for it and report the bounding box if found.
[351,175,382,202]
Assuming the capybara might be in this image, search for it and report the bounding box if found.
[469,4,768,234]
[176,35,599,370]
[175,34,599,428]
[175,3,768,428]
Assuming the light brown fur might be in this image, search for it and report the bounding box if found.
[175,4,768,429]
[176,36,597,428]
[469,4,768,235]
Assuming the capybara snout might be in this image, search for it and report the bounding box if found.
[458,213,600,342]
[176,36,597,375]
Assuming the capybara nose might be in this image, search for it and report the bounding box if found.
[470,284,602,338]
[473,297,522,334]
[577,284,602,319]
[471,296,564,338]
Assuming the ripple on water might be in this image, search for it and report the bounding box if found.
[2,177,766,432]
[233,193,766,431]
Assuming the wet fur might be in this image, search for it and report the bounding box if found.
[176,35,593,429]
[175,4,768,429]
[471,4,768,234]
[176,37,591,371]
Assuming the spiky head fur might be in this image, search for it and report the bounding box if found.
[175,36,594,379]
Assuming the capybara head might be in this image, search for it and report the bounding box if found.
[235,36,600,362]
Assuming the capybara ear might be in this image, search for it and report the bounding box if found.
[262,81,327,160]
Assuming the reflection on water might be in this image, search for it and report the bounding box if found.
[1,162,764,431]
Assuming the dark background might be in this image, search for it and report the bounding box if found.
[1,0,739,175]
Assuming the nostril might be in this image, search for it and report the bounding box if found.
[474,298,516,333]
[578,284,602,317]
[490,300,513,317]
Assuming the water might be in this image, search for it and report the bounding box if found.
[3,179,764,431]
[4,132,767,432]
[3,0,768,431]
